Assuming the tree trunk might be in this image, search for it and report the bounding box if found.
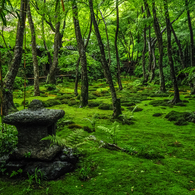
[185,0,195,67]
[99,10,111,67]
[163,0,180,103]
[170,24,186,69]
[141,6,147,82]
[89,0,122,118]
[74,17,92,97]
[152,0,166,92]
[149,47,156,82]
[2,0,27,116]
[74,58,80,96]
[115,0,123,90]
[72,1,88,107]
[46,21,60,84]
[27,1,40,96]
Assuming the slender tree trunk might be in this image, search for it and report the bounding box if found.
[74,58,80,96]
[46,21,60,84]
[163,0,180,103]
[185,0,195,67]
[115,0,123,90]
[152,0,166,92]
[170,24,186,69]
[99,10,111,66]
[89,0,122,118]
[74,17,92,97]
[27,1,40,96]
[72,1,88,107]
[2,0,27,115]
[46,1,60,84]
[150,47,156,82]
[42,0,52,74]
[144,0,153,82]
[141,6,147,82]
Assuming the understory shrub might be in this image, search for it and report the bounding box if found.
[0,125,18,157]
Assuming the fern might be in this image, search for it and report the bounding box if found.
[97,121,119,145]
[83,113,99,130]
[41,130,88,148]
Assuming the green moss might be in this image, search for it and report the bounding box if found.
[153,113,163,117]
[98,103,112,110]
[68,124,83,129]
[88,101,101,107]
[55,94,74,100]
[42,99,61,107]
[68,100,78,106]
[129,106,143,112]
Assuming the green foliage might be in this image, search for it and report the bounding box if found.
[0,125,18,157]
[10,168,23,178]
[41,129,89,148]
[97,121,120,145]
[83,113,99,131]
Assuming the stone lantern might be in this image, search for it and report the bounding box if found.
[0,99,78,180]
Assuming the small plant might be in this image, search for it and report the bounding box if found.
[24,152,31,158]
[83,113,99,131]
[10,169,23,178]
[0,125,18,156]
[42,129,89,149]
[97,121,120,145]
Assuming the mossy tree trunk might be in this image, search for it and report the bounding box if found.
[115,0,123,90]
[72,1,88,107]
[152,0,166,92]
[74,16,92,97]
[46,1,60,84]
[27,1,40,96]
[89,0,122,118]
[2,0,27,116]
[141,6,147,83]
[163,0,180,103]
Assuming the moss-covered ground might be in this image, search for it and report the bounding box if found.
[1,77,195,195]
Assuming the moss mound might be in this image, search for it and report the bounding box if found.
[55,94,74,100]
[98,103,112,110]
[121,102,136,107]
[42,99,61,107]
[88,94,97,100]
[88,101,101,108]
[138,151,165,159]
[68,124,83,129]
[149,93,169,97]
[68,100,78,106]
[149,100,172,107]
[153,113,163,117]
[165,111,191,126]
[61,99,69,104]
[83,126,94,133]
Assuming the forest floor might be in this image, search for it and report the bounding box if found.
[1,77,195,195]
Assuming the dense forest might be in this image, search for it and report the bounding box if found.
[0,0,195,194]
